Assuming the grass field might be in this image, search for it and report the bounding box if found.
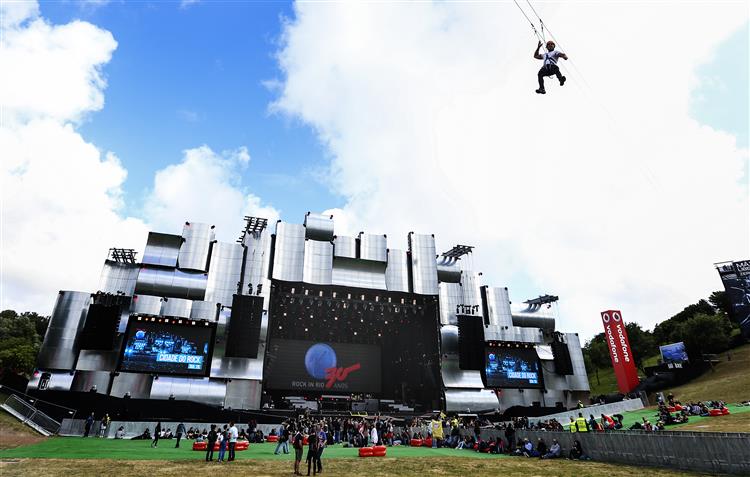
[0,440,717,477]
[611,403,750,432]
[587,343,750,402]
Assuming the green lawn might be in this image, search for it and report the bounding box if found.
[610,403,750,431]
[0,438,506,461]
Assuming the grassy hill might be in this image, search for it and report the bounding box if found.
[0,407,45,449]
[587,343,750,403]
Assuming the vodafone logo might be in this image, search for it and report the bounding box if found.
[602,313,611,323]
[612,312,622,322]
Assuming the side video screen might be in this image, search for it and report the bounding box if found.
[485,346,543,389]
[118,316,216,376]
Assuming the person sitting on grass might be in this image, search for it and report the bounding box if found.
[542,439,561,459]
[568,440,589,460]
[536,438,547,457]
[114,426,125,439]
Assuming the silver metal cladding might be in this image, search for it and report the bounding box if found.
[98,260,139,295]
[331,257,387,290]
[565,333,591,391]
[333,235,357,259]
[189,301,219,321]
[272,222,305,282]
[160,297,192,318]
[408,233,439,295]
[304,212,334,241]
[436,256,461,283]
[130,294,163,315]
[70,370,112,394]
[303,240,333,285]
[134,266,207,300]
[486,287,513,327]
[37,291,90,370]
[439,282,462,325]
[142,232,182,267]
[242,228,272,295]
[385,249,410,293]
[445,389,500,412]
[224,379,262,410]
[110,372,154,399]
[358,233,387,262]
[149,376,226,406]
[178,222,214,271]
[209,305,268,381]
[205,242,245,306]
[511,302,556,332]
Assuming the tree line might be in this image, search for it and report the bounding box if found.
[583,291,741,385]
[0,310,49,379]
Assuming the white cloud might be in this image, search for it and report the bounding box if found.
[179,0,200,9]
[272,2,749,338]
[143,145,279,243]
[0,2,148,314]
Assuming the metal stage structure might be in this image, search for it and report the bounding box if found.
[28,213,589,415]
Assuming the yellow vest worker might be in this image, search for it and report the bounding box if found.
[576,416,589,432]
[569,418,577,433]
[431,420,443,439]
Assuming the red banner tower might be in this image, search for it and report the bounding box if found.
[600,310,640,393]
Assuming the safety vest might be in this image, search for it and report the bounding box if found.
[569,421,577,433]
[576,417,589,432]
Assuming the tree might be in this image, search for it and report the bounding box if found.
[583,335,610,385]
[653,299,716,345]
[624,322,657,371]
[708,290,732,316]
[673,312,733,358]
[0,309,49,377]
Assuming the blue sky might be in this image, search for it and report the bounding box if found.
[39,1,747,227]
[40,0,341,222]
[6,1,746,330]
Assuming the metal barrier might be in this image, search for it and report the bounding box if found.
[2,393,63,435]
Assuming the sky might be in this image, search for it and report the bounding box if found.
[1,0,748,341]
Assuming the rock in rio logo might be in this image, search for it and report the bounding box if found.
[304,343,361,389]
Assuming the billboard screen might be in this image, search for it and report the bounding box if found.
[264,339,381,393]
[484,346,543,389]
[118,316,216,376]
[716,260,750,337]
[659,341,688,363]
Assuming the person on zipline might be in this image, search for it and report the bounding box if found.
[534,40,567,94]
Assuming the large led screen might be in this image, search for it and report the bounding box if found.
[485,347,543,389]
[659,342,688,363]
[264,339,381,393]
[118,317,216,376]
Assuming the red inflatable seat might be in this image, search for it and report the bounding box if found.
[372,445,387,457]
[236,441,249,451]
[666,406,676,413]
[423,437,432,447]
[674,404,684,411]
[359,447,374,457]
[708,408,723,416]
[410,438,422,447]
[192,441,207,451]
[267,435,279,442]
[721,407,730,415]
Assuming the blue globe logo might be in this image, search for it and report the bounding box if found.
[304,343,337,380]
[135,330,146,340]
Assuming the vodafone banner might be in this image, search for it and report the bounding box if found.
[600,310,640,393]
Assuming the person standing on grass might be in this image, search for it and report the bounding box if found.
[306,425,320,476]
[205,424,218,462]
[175,422,186,448]
[217,425,229,463]
[292,426,304,476]
[151,422,161,447]
[227,421,238,461]
[83,412,94,437]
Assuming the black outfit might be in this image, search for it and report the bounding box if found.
[175,423,186,448]
[538,64,564,91]
[83,416,93,438]
[152,423,161,447]
[206,430,218,461]
[306,433,319,476]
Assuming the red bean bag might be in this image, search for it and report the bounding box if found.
[709,408,723,416]
[423,437,432,447]
[674,404,684,411]
[721,407,730,415]
[192,441,207,451]
[372,445,387,457]
[410,438,422,447]
[666,406,675,413]
[359,447,374,457]
[236,441,249,451]
[213,441,220,451]
[267,435,279,442]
